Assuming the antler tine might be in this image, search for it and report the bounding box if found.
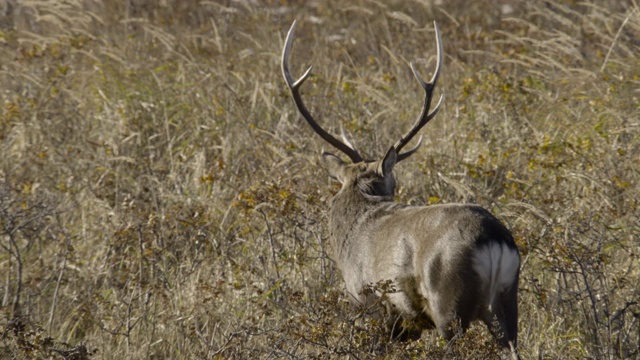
[282,21,364,163]
[396,135,423,161]
[394,21,444,161]
[339,124,359,153]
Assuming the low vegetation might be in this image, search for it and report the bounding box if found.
[0,0,638,358]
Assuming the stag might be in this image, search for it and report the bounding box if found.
[281,21,521,359]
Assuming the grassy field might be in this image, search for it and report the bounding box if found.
[0,0,639,358]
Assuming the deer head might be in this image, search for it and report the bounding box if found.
[281,20,443,195]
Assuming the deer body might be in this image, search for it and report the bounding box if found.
[282,21,521,359]
[323,153,520,346]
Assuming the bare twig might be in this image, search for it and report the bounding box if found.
[258,209,281,280]
[48,235,69,333]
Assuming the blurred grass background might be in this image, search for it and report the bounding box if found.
[0,0,638,358]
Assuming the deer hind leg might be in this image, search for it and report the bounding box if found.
[481,282,520,360]
[429,300,471,342]
[386,313,422,342]
[384,291,424,341]
[421,283,474,342]
[438,314,473,343]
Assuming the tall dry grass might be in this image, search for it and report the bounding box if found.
[0,0,638,358]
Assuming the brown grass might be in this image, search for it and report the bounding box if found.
[0,0,638,358]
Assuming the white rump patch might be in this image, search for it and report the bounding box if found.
[472,242,520,309]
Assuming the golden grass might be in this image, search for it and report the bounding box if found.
[0,0,638,358]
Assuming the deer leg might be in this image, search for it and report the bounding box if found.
[431,306,469,342]
[384,300,422,341]
[387,315,422,341]
[500,280,520,360]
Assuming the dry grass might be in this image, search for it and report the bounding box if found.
[0,0,639,358]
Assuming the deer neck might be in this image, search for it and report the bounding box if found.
[327,185,396,262]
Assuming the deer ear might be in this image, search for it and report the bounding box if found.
[379,147,397,176]
[321,152,347,182]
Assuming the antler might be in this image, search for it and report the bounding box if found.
[282,21,364,163]
[394,21,444,162]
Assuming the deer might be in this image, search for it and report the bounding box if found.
[281,20,521,359]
